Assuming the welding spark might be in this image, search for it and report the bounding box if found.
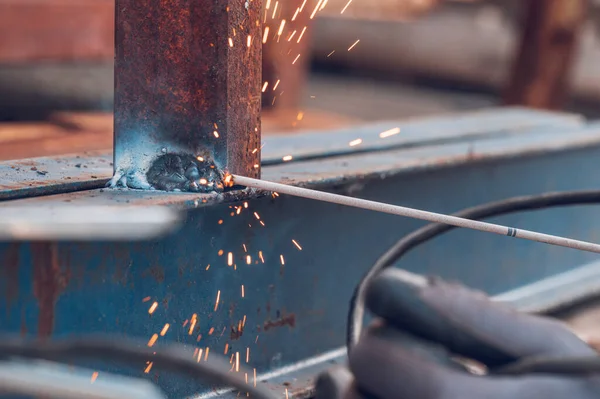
[214,290,221,311]
[244,202,249,208]
[206,264,211,270]
[286,388,289,399]
[91,372,99,383]
[197,156,204,162]
[142,296,151,302]
[263,27,270,43]
[254,164,260,169]
[247,35,252,47]
[253,212,261,220]
[341,0,353,13]
[189,314,197,335]
[277,20,286,37]
[300,0,307,11]
[160,323,170,336]
[144,363,153,374]
[262,81,269,92]
[228,38,234,47]
[292,8,300,21]
[199,178,208,185]
[246,347,250,363]
[288,30,297,41]
[282,155,293,161]
[259,251,265,263]
[236,352,240,372]
[348,39,360,51]
[266,0,271,8]
[292,54,301,64]
[246,255,252,264]
[218,249,224,256]
[297,112,304,121]
[273,79,281,90]
[272,1,279,18]
[327,50,335,57]
[280,255,285,265]
[297,26,307,43]
[148,334,158,347]
[242,284,245,297]
[224,343,229,355]
[243,243,248,252]
[205,347,210,361]
[311,0,324,18]
[218,219,224,225]
[197,349,203,362]
[228,252,234,266]
[292,239,303,250]
[213,131,220,138]
[349,138,362,147]
[148,301,158,314]
[379,127,401,138]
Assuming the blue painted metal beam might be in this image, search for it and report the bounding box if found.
[2,108,600,397]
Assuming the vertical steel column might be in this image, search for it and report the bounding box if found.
[110,0,262,191]
[503,0,588,110]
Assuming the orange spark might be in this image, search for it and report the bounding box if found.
[259,251,265,263]
[379,127,401,138]
[247,35,252,47]
[228,38,234,47]
[341,0,352,13]
[213,131,220,138]
[246,255,252,264]
[148,334,158,347]
[142,296,151,303]
[273,79,281,90]
[262,81,269,92]
[144,362,153,373]
[91,372,99,383]
[348,39,360,51]
[214,290,221,311]
[292,54,301,64]
[349,138,362,147]
[327,50,335,57]
[228,252,233,266]
[280,255,285,265]
[241,284,245,298]
[282,155,293,161]
[263,26,270,43]
[160,323,170,336]
[297,26,307,43]
[292,239,303,250]
[148,301,158,314]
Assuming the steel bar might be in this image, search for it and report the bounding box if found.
[111,0,262,191]
[233,174,600,254]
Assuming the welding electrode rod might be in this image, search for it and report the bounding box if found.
[233,175,600,255]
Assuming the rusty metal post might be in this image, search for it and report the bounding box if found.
[110,0,262,191]
[503,0,588,110]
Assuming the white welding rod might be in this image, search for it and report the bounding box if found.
[233,175,600,255]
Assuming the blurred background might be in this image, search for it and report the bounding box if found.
[0,0,595,160]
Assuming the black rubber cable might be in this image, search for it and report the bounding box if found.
[0,336,278,399]
[347,189,600,360]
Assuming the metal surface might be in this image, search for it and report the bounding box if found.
[3,110,600,397]
[0,206,181,241]
[0,360,166,399]
[111,0,262,191]
[0,108,583,201]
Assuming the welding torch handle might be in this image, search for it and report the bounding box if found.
[233,175,600,255]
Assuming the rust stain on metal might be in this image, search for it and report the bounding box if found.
[142,265,165,284]
[263,311,296,332]
[114,0,262,177]
[1,244,20,316]
[31,243,70,338]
